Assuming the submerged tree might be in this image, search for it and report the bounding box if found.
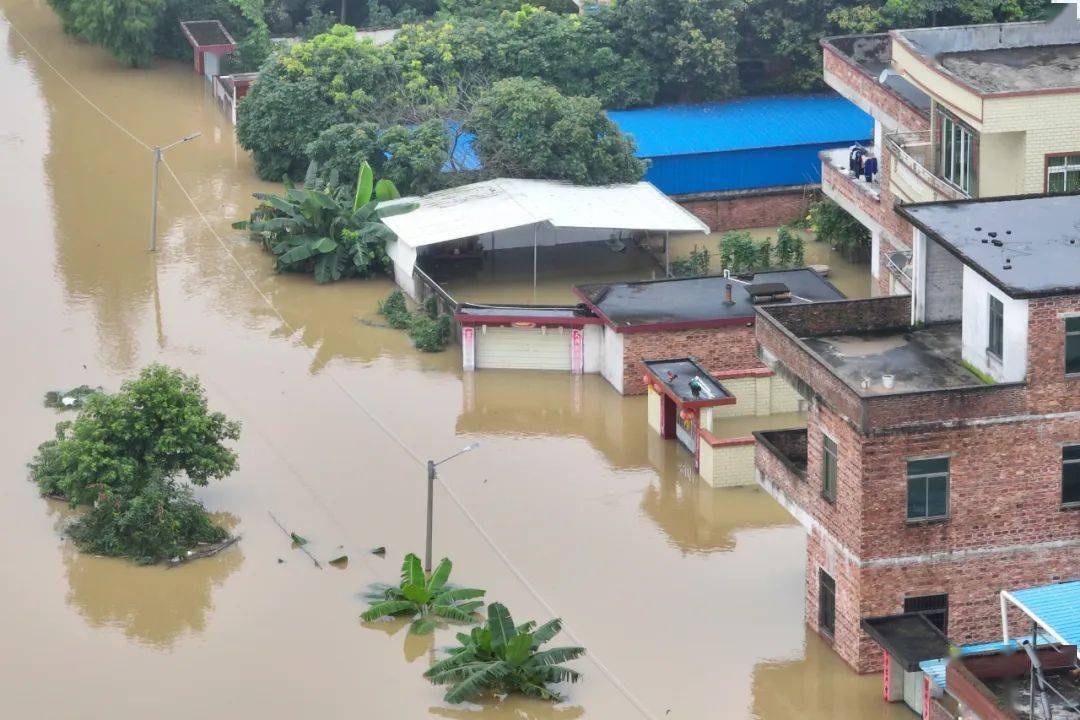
[234,160,416,283]
[424,603,585,703]
[29,365,241,564]
[361,553,486,634]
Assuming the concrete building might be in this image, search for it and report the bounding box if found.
[819,8,1080,297]
[607,96,872,231]
[752,193,1080,674]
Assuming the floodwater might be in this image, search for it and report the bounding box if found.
[0,3,905,718]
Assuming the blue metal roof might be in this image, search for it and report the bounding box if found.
[607,95,873,158]
[1009,580,1080,646]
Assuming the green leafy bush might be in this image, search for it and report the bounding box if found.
[28,365,240,564]
[669,245,711,277]
[718,231,772,274]
[377,290,411,329]
[806,198,870,260]
[774,225,806,267]
[407,313,451,352]
[424,602,584,703]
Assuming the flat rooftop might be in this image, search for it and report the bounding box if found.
[940,43,1080,94]
[984,671,1080,716]
[644,359,733,406]
[801,323,985,395]
[576,269,846,331]
[899,193,1080,299]
[823,34,932,113]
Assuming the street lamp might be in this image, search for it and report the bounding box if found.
[149,132,201,252]
[425,442,480,573]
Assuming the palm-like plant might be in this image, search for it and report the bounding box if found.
[361,553,485,635]
[233,161,416,284]
[424,603,585,704]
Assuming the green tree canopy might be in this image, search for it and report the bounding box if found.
[468,77,645,186]
[64,0,166,67]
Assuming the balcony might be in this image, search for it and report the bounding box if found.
[822,147,880,200]
[884,131,970,202]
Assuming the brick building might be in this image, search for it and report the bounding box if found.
[819,8,1080,298]
[753,193,1080,673]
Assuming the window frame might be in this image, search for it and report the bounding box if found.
[1046,153,1080,194]
[1063,444,1080,508]
[988,294,1004,361]
[819,569,837,638]
[1066,316,1080,377]
[821,434,838,504]
[904,593,949,634]
[906,456,950,523]
[939,113,975,195]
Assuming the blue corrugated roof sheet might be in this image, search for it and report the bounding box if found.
[1009,580,1080,646]
[607,95,873,158]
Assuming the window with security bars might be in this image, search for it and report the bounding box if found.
[1064,445,1080,507]
[988,295,1003,360]
[819,570,836,637]
[822,436,837,504]
[1048,154,1080,194]
[904,594,948,633]
[907,457,949,521]
[1067,317,1080,375]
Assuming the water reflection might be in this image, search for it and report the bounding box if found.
[54,503,243,649]
[360,618,437,664]
[429,701,585,719]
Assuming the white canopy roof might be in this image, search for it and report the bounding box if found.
[381,178,709,249]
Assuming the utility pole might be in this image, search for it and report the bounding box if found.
[424,443,480,573]
[149,132,201,252]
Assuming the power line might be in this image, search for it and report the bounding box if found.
[7,15,657,718]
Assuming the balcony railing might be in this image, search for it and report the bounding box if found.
[884,131,970,201]
[821,146,880,200]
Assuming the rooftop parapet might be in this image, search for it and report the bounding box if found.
[755,296,1027,432]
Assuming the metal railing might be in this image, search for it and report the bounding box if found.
[884,131,970,200]
[413,266,459,314]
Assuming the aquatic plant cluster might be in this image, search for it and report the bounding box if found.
[29,365,240,564]
[362,553,586,703]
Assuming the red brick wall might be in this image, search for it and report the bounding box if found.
[621,324,763,395]
[678,189,815,232]
[806,527,865,671]
[1025,295,1080,409]
[822,42,929,134]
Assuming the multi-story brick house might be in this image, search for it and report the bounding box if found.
[819,8,1080,298]
[753,192,1080,673]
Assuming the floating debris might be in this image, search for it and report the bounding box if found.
[43,385,103,410]
[370,546,386,556]
[268,511,321,568]
[165,535,240,567]
[329,555,348,568]
[290,532,308,547]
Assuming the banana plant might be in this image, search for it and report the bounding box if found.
[424,603,585,703]
[233,160,416,284]
[361,553,485,635]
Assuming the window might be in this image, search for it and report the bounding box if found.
[1064,446,1080,507]
[1048,154,1080,194]
[819,570,836,637]
[939,114,974,194]
[907,458,949,521]
[904,594,949,633]
[1067,317,1080,375]
[822,436,838,503]
[988,295,1004,360]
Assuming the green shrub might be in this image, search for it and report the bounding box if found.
[774,225,805,267]
[407,313,451,352]
[378,290,412,329]
[69,477,228,565]
[806,199,870,260]
[718,230,772,274]
[669,245,710,277]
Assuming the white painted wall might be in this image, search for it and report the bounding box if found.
[600,326,625,394]
[386,240,418,300]
[961,265,1028,383]
[583,325,603,374]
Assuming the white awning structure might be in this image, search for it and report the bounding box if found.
[381,178,709,250]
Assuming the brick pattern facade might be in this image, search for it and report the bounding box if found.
[622,323,764,395]
[822,42,929,134]
[678,189,815,232]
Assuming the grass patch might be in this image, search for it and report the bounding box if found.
[961,360,996,385]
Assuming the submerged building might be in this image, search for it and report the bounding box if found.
[753,192,1080,675]
[819,7,1080,297]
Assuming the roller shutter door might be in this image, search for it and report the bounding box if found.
[475,326,571,371]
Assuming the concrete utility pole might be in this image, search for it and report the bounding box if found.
[424,443,480,573]
[149,132,201,252]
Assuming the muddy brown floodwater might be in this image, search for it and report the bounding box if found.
[0,3,907,718]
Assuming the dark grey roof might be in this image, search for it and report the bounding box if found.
[862,614,950,671]
[180,20,235,47]
[898,193,1080,299]
[576,269,846,329]
[643,359,732,404]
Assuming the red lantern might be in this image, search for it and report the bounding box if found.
[679,409,694,422]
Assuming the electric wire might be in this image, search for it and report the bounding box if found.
[7,16,658,719]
